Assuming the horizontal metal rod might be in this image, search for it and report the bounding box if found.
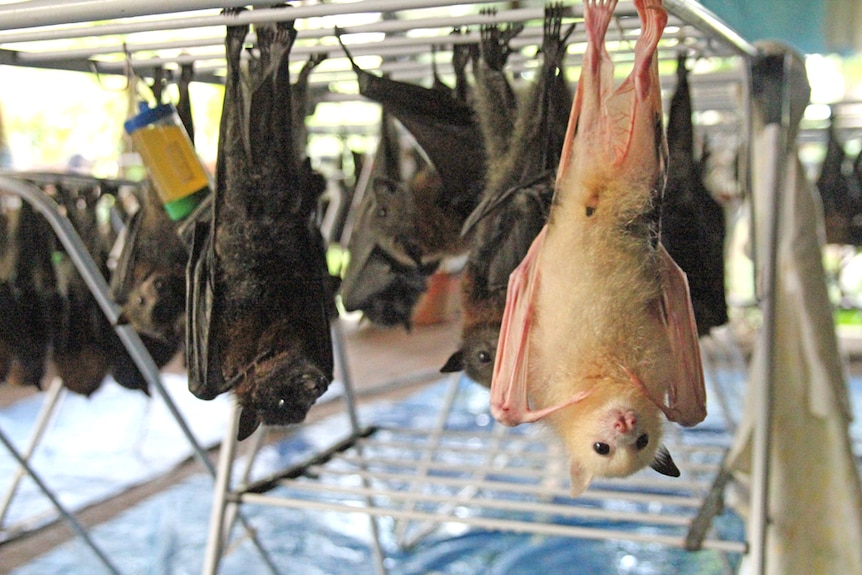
[664,0,757,57]
[0,0,500,42]
[303,464,709,511]
[14,4,679,63]
[272,474,695,527]
[0,0,246,31]
[10,6,553,59]
[358,435,729,463]
[332,452,714,495]
[238,491,748,554]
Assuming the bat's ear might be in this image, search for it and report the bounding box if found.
[650,445,681,477]
[440,350,464,373]
[569,458,593,497]
[237,407,262,441]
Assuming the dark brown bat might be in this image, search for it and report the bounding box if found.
[51,184,113,396]
[659,54,728,336]
[816,112,860,245]
[337,29,486,264]
[338,94,440,328]
[442,5,572,386]
[52,182,164,396]
[4,201,56,388]
[112,184,188,345]
[491,0,704,496]
[0,204,15,381]
[187,9,333,440]
[339,172,439,329]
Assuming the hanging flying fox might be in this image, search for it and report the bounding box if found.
[187,8,334,440]
[659,54,728,336]
[442,5,573,386]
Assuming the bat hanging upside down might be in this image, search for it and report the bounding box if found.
[490,0,706,496]
[187,9,334,440]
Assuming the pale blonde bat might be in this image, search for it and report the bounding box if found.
[490,0,706,496]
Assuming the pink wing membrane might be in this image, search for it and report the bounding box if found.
[658,244,707,427]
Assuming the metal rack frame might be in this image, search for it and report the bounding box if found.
[0,2,797,574]
[0,174,281,575]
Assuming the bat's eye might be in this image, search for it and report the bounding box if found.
[477,350,491,364]
[377,207,388,218]
[636,433,649,450]
[136,296,145,306]
[586,206,595,217]
[153,277,164,290]
[593,442,611,456]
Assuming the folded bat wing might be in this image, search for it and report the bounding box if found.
[657,243,707,427]
[186,220,227,400]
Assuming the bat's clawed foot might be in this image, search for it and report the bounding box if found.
[632,0,667,99]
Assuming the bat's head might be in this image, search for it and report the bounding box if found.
[558,381,678,496]
[234,355,330,441]
[116,270,186,341]
[441,324,499,388]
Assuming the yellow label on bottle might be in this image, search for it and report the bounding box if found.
[130,124,210,204]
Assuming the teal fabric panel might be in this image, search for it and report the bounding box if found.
[700,0,827,54]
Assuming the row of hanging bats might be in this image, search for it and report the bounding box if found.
[0,0,731,492]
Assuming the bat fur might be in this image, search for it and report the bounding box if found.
[491,0,703,496]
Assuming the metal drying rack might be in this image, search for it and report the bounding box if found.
[0,1,793,574]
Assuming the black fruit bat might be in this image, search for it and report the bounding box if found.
[0,204,16,381]
[187,9,333,441]
[336,28,486,265]
[54,181,167,396]
[336,30,484,328]
[442,5,572,386]
[112,184,188,347]
[339,105,440,328]
[659,54,728,336]
[51,184,114,396]
[4,200,56,388]
[816,111,862,245]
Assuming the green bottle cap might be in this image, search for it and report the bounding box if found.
[163,187,210,220]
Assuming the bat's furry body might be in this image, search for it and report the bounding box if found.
[187,11,333,440]
[443,6,571,386]
[491,0,703,495]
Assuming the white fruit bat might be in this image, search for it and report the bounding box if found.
[490,0,706,496]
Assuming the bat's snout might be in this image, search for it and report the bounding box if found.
[611,408,637,435]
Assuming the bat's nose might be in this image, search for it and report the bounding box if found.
[612,410,637,434]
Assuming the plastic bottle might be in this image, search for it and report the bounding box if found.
[124,102,210,220]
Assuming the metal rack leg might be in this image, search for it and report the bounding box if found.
[0,426,121,575]
[0,176,279,574]
[332,319,388,575]
[201,399,243,575]
[394,371,461,548]
[0,377,65,528]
